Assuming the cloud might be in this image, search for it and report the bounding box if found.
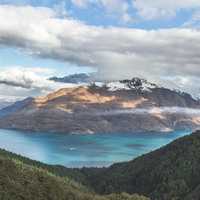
[0,66,76,101]
[183,10,200,28]
[133,0,200,20]
[71,0,90,8]
[71,0,200,22]
[102,0,134,23]
[0,67,54,90]
[0,5,200,97]
[71,0,133,23]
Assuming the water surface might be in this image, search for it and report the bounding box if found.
[0,129,190,167]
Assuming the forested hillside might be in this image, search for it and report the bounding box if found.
[0,149,148,200]
[2,130,200,200]
[81,130,200,200]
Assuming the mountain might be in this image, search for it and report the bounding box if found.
[0,149,148,200]
[0,100,12,110]
[49,73,91,83]
[0,97,33,117]
[0,97,24,110]
[80,130,200,200]
[0,78,199,133]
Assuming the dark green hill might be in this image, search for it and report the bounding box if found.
[81,130,200,200]
[2,130,200,200]
[0,149,148,200]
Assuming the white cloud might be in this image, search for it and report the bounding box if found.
[100,0,128,13]
[71,0,200,22]
[0,67,53,90]
[133,0,200,20]
[101,0,133,23]
[71,0,133,23]
[0,66,76,100]
[53,1,68,17]
[183,10,200,28]
[71,0,90,8]
[0,5,200,97]
[121,13,133,24]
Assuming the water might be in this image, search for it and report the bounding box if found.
[0,129,190,168]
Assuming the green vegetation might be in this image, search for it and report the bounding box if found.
[0,149,148,200]
[2,130,200,200]
[81,130,200,200]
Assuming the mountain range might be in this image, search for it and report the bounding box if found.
[0,78,200,133]
[0,100,12,110]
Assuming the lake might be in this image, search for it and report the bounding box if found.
[0,129,190,167]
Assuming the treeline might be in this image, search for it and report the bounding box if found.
[80,130,200,200]
[0,149,149,200]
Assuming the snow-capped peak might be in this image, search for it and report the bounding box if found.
[94,78,158,92]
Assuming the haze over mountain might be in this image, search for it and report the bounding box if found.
[0,78,200,134]
[0,101,12,110]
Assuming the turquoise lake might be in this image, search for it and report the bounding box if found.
[0,129,190,167]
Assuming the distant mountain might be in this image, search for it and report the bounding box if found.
[0,78,199,133]
[0,101,12,110]
[49,73,91,83]
[0,97,33,117]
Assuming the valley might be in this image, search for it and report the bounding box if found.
[0,128,190,167]
[1,130,200,200]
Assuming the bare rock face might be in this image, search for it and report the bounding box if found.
[0,78,200,134]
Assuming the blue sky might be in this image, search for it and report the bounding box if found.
[0,0,197,28]
[0,0,198,25]
[0,0,200,100]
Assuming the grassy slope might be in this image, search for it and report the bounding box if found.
[0,149,149,200]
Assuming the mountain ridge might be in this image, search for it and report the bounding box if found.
[79,130,200,200]
[0,78,200,133]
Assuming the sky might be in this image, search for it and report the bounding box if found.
[0,0,200,101]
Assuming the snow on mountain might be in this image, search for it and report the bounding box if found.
[94,78,158,92]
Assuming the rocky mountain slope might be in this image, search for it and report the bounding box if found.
[0,78,200,133]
